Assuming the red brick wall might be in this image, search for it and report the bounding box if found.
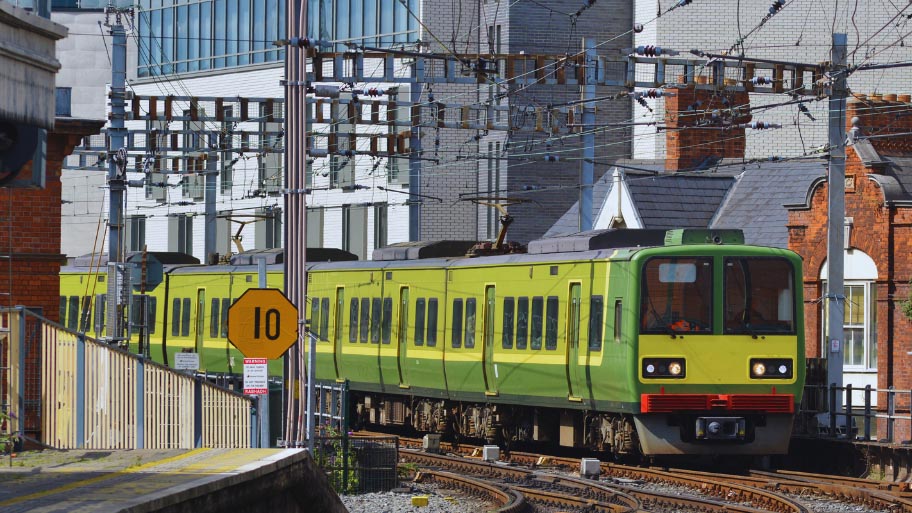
[663,82,751,171]
[787,96,912,440]
[0,133,85,323]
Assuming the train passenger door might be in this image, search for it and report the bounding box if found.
[483,285,498,395]
[566,283,583,401]
[195,289,206,360]
[397,287,409,387]
[333,287,344,379]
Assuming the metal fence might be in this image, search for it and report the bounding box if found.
[798,383,912,443]
[313,434,399,494]
[3,307,256,450]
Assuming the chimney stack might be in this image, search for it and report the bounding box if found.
[847,94,912,156]
[664,77,751,172]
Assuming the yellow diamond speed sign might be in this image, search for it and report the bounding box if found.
[228,288,299,359]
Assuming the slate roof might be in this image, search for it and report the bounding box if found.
[711,160,827,248]
[543,158,828,249]
[876,156,912,205]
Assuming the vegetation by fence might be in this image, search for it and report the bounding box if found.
[3,307,256,450]
[313,433,399,494]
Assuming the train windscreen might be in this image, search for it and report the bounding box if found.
[640,257,713,334]
[724,257,795,334]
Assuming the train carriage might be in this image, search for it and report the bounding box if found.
[306,229,805,457]
[60,230,804,457]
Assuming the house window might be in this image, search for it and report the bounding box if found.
[820,249,879,371]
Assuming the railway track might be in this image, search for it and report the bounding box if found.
[356,431,912,512]
[401,448,805,512]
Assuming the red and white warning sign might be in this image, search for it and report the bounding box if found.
[243,358,268,395]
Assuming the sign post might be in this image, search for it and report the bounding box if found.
[228,288,299,448]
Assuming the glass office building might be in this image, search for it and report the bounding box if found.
[136,0,420,77]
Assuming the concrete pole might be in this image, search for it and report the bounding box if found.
[580,38,596,232]
[204,151,217,263]
[408,82,422,240]
[826,33,848,400]
[106,12,127,343]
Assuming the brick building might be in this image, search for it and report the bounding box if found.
[549,83,912,439]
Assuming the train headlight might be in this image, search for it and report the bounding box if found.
[749,358,793,379]
[642,358,685,379]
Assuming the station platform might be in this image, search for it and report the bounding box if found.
[0,447,347,513]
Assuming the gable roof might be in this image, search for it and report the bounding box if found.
[711,160,827,247]
[544,158,828,248]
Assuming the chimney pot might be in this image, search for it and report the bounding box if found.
[885,93,898,102]
[899,94,911,103]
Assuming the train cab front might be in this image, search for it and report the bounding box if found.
[631,239,804,456]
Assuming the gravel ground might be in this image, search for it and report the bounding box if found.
[339,483,491,513]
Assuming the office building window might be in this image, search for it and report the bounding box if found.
[55,87,72,117]
[307,207,324,247]
[168,214,194,255]
[342,204,367,259]
[256,207,282,249]
[125,215,146,252]
[373,203,387,249]
[137,0,418,77]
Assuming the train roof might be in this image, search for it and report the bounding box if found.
[63,252,200,270]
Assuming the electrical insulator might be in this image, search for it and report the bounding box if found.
[288,37,329,48]
[363,88,385,97]
[338,150,356,157]
[747,121,781,130]
[635,89,671,99]
[677,0,692,6]
[636,96,649,108]
[428,92,435,101]
[544,155,560,162]
[635,45,663,57]
[769,0,784,14]
[687,100,703,111]
[749,76,773,85]
[633,23,644,33]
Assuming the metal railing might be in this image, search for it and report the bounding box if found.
[313,434,399,494]
[798,383,912,443]
[3,307,255,450]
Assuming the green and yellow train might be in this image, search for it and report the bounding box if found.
[60,229,805,457]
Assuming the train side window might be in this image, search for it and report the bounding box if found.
[614,299,623,342]
[415,298,426,346]
[219,299,229,338]
[67,296,79,330]
[530,297,543,349]
[464,298,476,348]
[360,298,370,342]
[172,298,182,336]
[349,298,359,343]
[181,298,191,337]
[131,296,148,334]
[589,295,603,351]
[210,298,220,338]
[370,298,382,343]
[545,296,558,350]
[321,297,330,341]
[59,297,66,325]
[427,298,438,347]
[311,298,321,339]
[94,294,105,335]
[502,297,515,349]
[516,297,529,349]
[451,299,463,348]
[381,297,392,344]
